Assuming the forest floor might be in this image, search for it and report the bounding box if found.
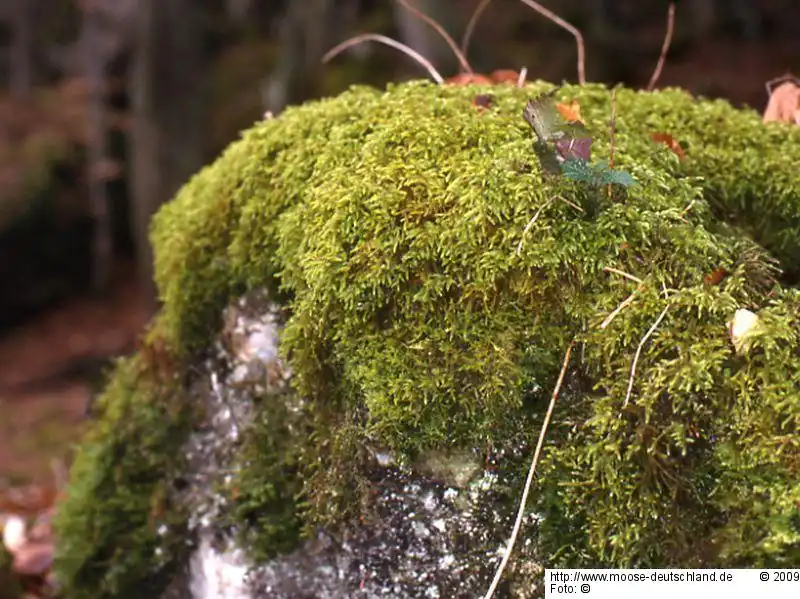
[0,263,149,595]
[0,262,150,491]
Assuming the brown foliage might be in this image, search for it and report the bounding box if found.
[763,79,800,125]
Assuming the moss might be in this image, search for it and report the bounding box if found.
[59,79,800,595]
[151,85,383,356]
[53,351,196,599]
[162,81,799,564]
[225,388,304,562]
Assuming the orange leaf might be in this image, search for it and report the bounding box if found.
[555,100,583,123]
[445,73,492,86]
[651,132,685,160]
[704,267,729,286]
[489,69,519,84]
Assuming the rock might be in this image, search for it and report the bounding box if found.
[54,81,800,599]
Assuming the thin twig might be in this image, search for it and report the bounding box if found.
[609,89,617,170]
[622,305,670,409]
[600,286,642,330]
[483,340,575,599]
[518,0,585,85]
[765,73,800,97]
[396,0,473,74]
[603,266,643,284]
[517,198,555,256]
[557,196,584,213]
[680,198,697,218]
[646,2,675,91]
[323,34,444,84]
[517,67,528,88]
[462,0,493,59]
[608,87,617,198]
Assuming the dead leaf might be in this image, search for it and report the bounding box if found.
[650,132,685,159]
[12,542,53,576]
[0,485,58,518]
[555,136,592,161]
[763,80,800,124]
[555,100,583,124]
[446,70,521,86]
[445,73,492,86]
[704,267,729,286]
[489,69,519,84]
[27,509,53,543]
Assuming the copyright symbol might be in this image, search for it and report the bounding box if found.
[581,584,590,593]
[759,572,769,582]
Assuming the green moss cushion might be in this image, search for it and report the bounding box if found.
[55,81,800,597]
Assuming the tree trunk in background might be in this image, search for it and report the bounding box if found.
[262,0,464,115]
[83,5,112,295]
[9,0,33,99]
[392,0,460,77]
[262,0,334,115]
[130,0,207,311]
[225,0,253,24]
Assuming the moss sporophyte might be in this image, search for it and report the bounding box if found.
[53,81,800,597]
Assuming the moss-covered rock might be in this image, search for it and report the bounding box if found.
[55,80,800,597]
[54,351,196,599]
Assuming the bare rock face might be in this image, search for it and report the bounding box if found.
[171,291,542,599]
[247,469,526,598]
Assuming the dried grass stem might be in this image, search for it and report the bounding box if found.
[483,340,575,599]
[323,34,444,84]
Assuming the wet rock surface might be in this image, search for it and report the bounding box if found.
[163,291,543,599]
[170,290,288,599]
[246,466,540,598]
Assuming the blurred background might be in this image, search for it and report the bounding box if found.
[0,0,797,491]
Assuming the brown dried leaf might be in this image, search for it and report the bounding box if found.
[27,509,53,543]
[763,81,800,124]
[651,132,685,160]
[445,73,492,85]
[555,100,583,124]
[12,542,53,576]
[0,485,58,517]
[489,69,519,84]
[704,267,729,286]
